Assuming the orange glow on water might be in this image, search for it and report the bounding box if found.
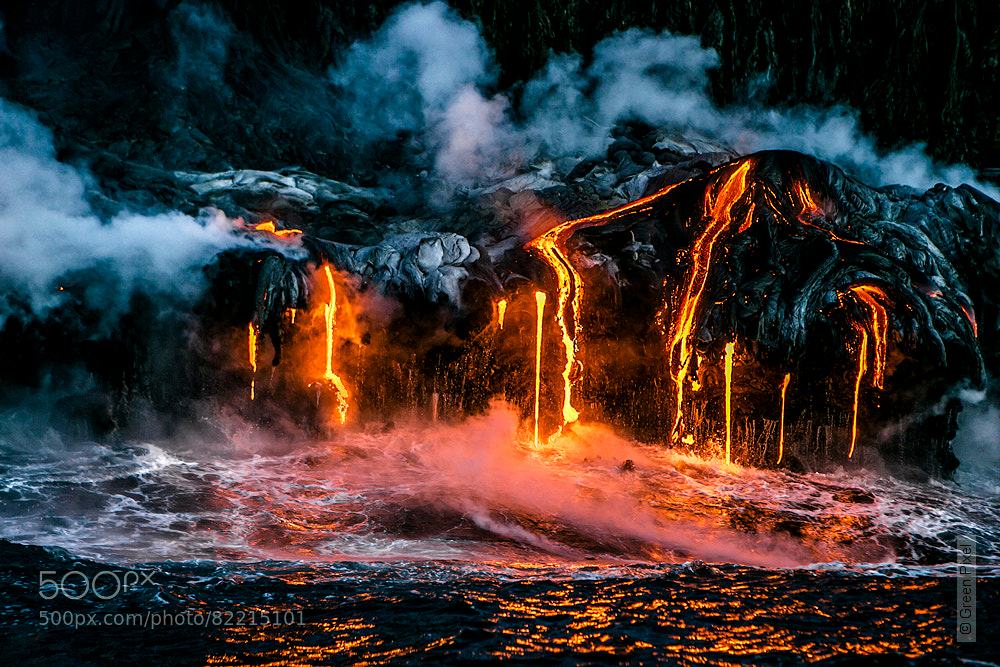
[248,323,258,401]
[669,159,754,440]
[778,373,791,465]
[321,265,350,425]
[850,285,890,389]
[496,298,508,330]
[724,341,736,465]
[849,328,869,459]
[534,291,547,448]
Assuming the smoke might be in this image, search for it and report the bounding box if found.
[165,2,235,108]
[327,404,821,566]
[952,388,1000,482]
[329,2,520,187]
[330,2,995,197]
[0,98,269,326]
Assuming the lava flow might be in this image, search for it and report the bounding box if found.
[526,225,583,430]
[533,291,546,448]
[724,341,736,464]
[669,159,754,440]
[251,220,303,238]
[248,322,258,401]
[850,285,891,389]
[496,298,508,330]
[526,182,686,437]
[321,265,350,425]
[849,327,869,459]
[778,373,791,465]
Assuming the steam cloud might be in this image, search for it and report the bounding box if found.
[0,99,258,326]
[330,1,995,197]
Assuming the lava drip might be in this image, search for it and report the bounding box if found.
[668,159,754,440]
[849,285,891,389]
[321,265,350,425]
[778,373,791,465]
[724,341,736,465]
[496,298,508,330]
[527,227,583,430]
[526,182,687,436]
[533,291,547,448]
[248,323,258,401]
[849,328,869,459]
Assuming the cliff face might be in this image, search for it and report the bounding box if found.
[1,1,998,476]
[1,0,997,177]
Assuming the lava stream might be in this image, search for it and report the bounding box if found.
[669,159,754,440]
[321,265,350,425]
[496,298,508,330]
[248,322,258,401]
[778,373,791,465]
[533,291,546,448]
[850,285,891,389]
[849,328,869,459]
[724,341,735,465]
[526,181,686,435]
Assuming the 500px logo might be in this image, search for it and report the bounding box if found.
[38,570,156,600]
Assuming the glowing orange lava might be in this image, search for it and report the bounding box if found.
[778,373,791,465]
[321,265,350,425]
[526,181,686,433]
[783,180,863,245]
[793,180,822,220]
[960,304,978,337]
[724,341,736,465]
[248,322,258,401]
[533,291,546,448]
[669,159,754,440]
[496,298,508,330]
[850,285,890,389]
[848,328,869,459]
[527,229,582,428]
[252,220,303,238]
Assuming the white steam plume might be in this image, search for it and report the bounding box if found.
[330,2,996,197]
[0,99,261,325]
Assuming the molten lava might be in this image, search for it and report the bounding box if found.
[785,179,863,245]
[793,180,822,221]
[527,228,582,429]
[248,323,258,401]
[669,159,754,440]
[849,285,891,389]
[496,298,508,330]
[849,328,869,459]
[778,373,791,465]
[251,220,303,238]
[526,182,687,434]
[724,341,736,465]
[321,265,350,425]
[533,291,547,448]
